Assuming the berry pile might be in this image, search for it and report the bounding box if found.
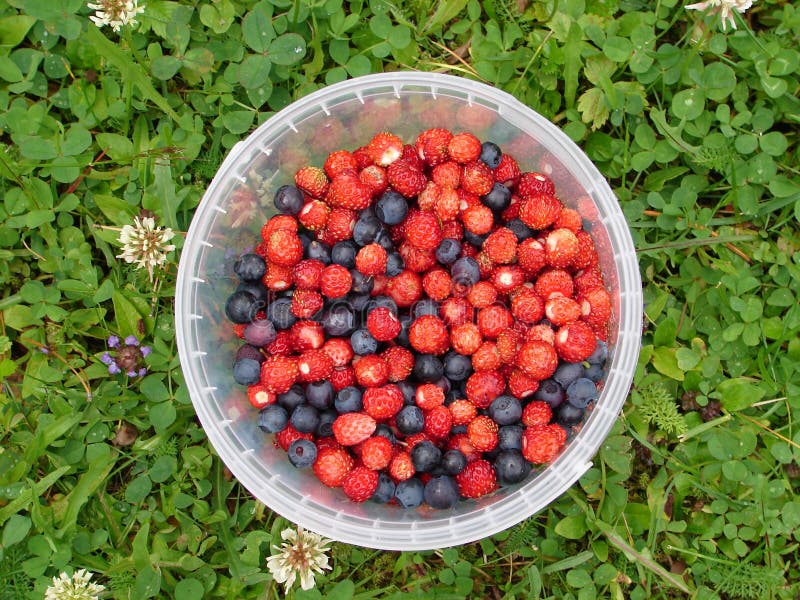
[224,129,612,509]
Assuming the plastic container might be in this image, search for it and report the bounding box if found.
[175,72,642,551]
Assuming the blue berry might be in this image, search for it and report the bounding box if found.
[233,253,267,281]
[396,405,424,435]
[335,386,363,414]
[445,390,464,405]
[506,219,533,241]
[350,329,379,355]
[290,404,320,433]
[375,190,408,225]
[350,269,374,295]
[235,344,263,363]
[365,295,398,315]
[481,183,512,212]
[386,251,405,276]
[450,257,480,287]
[584,363,604,382]
[553,362,585,389]
[497,425,524,451]
[298,232,313,253]
[371,472,396,503]
[397,381,416,405]
[586,340,608,365]
[413,354,444,383]
[236,280,269,304]
[533,379,565,408]
[435,238,462,265]
[243,318,277,347]
[331,241,358,269]
[556,402,584,426]
[225,290,262,324]
[257,404,288,433]
[321,304,356,336]
[374,228,395,251]
[424,475,460,509]
[306,381,334,409]
[287,439,317,468]
[274,184,304,215]
[479,141,502,168]
[232,358,261,385]
[316,409,337,437]
[353,216,383,246]
[394,477,424,508]
[494,449,531,485]
[566,378,598,408]
[411,298,439,319]
[396,315,413,347]
[433,377,451,396]
[488,395,522,425]
[306,240,331,264]
[346,293,371,312]
[265,296,296,330]
[462,230,487,248]
[411,441,442,473]
[441,449,467,475]
[374,423,397,445]
[444,352,473,382]
[277,385,306,411]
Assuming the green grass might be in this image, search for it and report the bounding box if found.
[1,0,799,598]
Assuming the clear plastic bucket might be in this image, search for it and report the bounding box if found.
[175,72,642,550]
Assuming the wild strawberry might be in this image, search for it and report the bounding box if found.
[359,165,388,196]
[521,424,564,464]
[266,229,303,267]
[424,405,453,439]
[415,128,453,166]
[477,305,514,339]
[475,251,494,280]
[296,348,334,382]
[482,227,518,264]
[366,132,404,166]
[521,401,552,427]
[417,181,441,212]
[457,188,481,212]
[342,466,379,502]
[517,238,547,275]
[401,144,425,171]
[409,315,450,355]
[472,341,501,372]
[461,161,494,196]
[493,153,521,187]
[387,159,427,197]
[404,210,443,251]
[515,340,558,381]
[274,424,314,451]
[511,289,544,324]
[455,459,498,498]
[326,173,373,210]
[519,194,562,230]
[354,354,390,388]
[545,228,579,268]
[465,370,506,409]
[389,451,415,481]
[381,346,415,382]
[507,368,539,399]
[316,437,342,452]
[360,435,394,470]
[266,330,292,356]
[313,446,354,487]
[450,322,482,355]
[496,329,522,364]
[295,166,329,198]
[573,230,599,270]
[442,219,463,241]
[398,242,437,273]
[526,323,555,345]
[362,384,404,420]
[319,264,352,298]
[422,268,451,301]
[323,337,354,367]
[261,215,298,242]
[434,187,460,221]
[353,243,387,277]
[448,132,482,164]
[324,208,357,243]
[260,355,298,394]
[247,383,276,409]
[467,415,499,452]
[466,281,497,308]
[292,259,325,290]
[439,296,474,327]
[324,149,358,178]
[263,262,293,291]
[579,287,612,330]
[516,172,556,199]
[574,267,605,295]
[460,204,493,235]
[386,269,423,307]
[298,199,329,231]
[448,399,477,426]
[545,296,581,326]
[432,160,461,188]
[353,145,373,169]
[554,207,583,233]
[501,194,522,222]
[415,383,445,410]
[371,274,389,296]
[330,365,356,390]
[291,289,324,319]
[555,320,597,363]
[367,306,402,342]
[535,269,574,300]
[290,320,325,351]
[333,412,377,446]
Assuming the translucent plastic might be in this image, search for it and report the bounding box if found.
[175,73,642,550]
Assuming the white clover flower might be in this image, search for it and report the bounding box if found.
[116,216,176,280]
[266,527,332,593]
[45,569,105,600]
[686,0,754,31]
[87,0,145,32]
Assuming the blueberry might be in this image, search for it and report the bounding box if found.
[497,425,524,451]
[586,340,608,365]
[359,206,377,221]
[396,315,413,347]
[411,298,439,319]
[244,318,277,347]
[556,402,584,426]
[479,141,502,168]
[413,354,444,383]
[306,240,331,264]
[566,378,598,408]
[445,390,465,405]
[350,329,379,355]
[233,253,267,282]
[350,270,374,295]
[482,183,512,212]
[397,380,416,405]
[424,475,460,509]
[553,362,585,389]
[450,424,467,435]
[232,358,261,385]
[353,216,382,246]
[386,252,405,276]
[488,395,522,425]
[371,472,396,503]
[306,381,334,409]
[506,219,534,241]
[257,404,288,433]
[298,232,313,253]
[277,385,306,411]
[321,304,356,336]
[346,293,372,312]
[365,295,398,315]
[274,184,304,215]
[411,441,442,473]
[375,190,408,226]
[435,238,462,265]
[374,228,395,251]
[533,379,565,408]
[225,290,263,324]
[287,438,317,468]
[441,449,467,475]
[316,409,337,437]
[584,363,605,382]
[290,404,320,433]
[450,257,480,288]
[265,296,296,330]
[462,230,487,248]
[494,449,531,485]
[396,405,424,435]
[236,280,269,304]
[335,386,363,414]
[433,377,451,395]
[394,477,424,508]
[443,352,473,382]
[374,423,397,445]
[331,241,358,269]
[235,344,263,363]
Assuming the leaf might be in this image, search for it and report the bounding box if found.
[151,55,182,80]
[0,15,36,47]
[423,0,469,32]
[651,347,684,381]
[577,88,609,130]
[0,55,23,82]
[649,109,700,155]
[563,22,582,109]
[238,54,271,90]
[242,4,275,53]
[0,466,70,526]
[671,88,705,120]
[96,133,134,161]
[182,48,215,75]
[174,579,205,599]
[57,453,116,535]
[2,514,31,547]
[268,33,306,66]
[554,515,587,539]
[112,290,144,338]
[715,377,765,412]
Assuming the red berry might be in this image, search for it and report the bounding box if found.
[521,401,552,427]
[298,199,329,231]
[450,322,482,356]
[367,132,404,166]
[483,227,518,264]
[517,238,547,275]
[439,296,474,327]
[266,330,292,356]
[387,159,427,197]
[522,424,564,464]
[511,289,545,324]
[496,329,523,364]
[493,153,521,187]
[526,323,555,345]
[319,264,352,298]
[322,337,354,367]
[424,405,452,439]
[554,207,583,233]
[333,412,377,446]
[409,315,450,355]
[555,320,597,363]
[448,132,482,164]
[573,230,600,270]
[398,242,437,273]
[324,149,358,178]
[274,424,313,451]
[467,415,499,452]
[545,296,582,326]
[515,340,558,381]
[247,383,276,409]
[263,262,293,291]
[417,181,441,212]
[516,172,556,199]
[415,128,453,166]
[354,354,390,388]
[360,436,393,470]
[291,288,324,319]
[461,204,494,235]
[415,383,445,410]
[477,304,513,339]
[260,355,298,394]
[545,228,579,268]
[386,269,423,307]
[389,451,415,481]
[362,384,404,420]
[422,268,452,301]
[266,229,303,267]
[471,341,501,372]
[355,243,388,277]
[290,320,325,351]
[466,281,498,308]
[574,267,605,295]
[491,265,527,294]
[326,172,373,210]
[461,160,494,195]
[359,165,388,196]
[313,446,354,487]
[449,399,477,426]
[579,287,612,330]
[508,369,540,399]
[434,187,460,222]
[292,259,325,290]
[261,215,298,242]
[535,269,574,300]
[405,210,443,251]
[294,166,329,198]
[342,466,379,502]
[465,370,506,409]
[324,208,357,243]
[330,365,357,390]
[381,346,415,382]
[455,459,498,498]
[296,348,334,382]
[432,161,461,188]
[519,194,562,230]
[367,307,402,342]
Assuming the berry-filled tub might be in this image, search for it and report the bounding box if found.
[175,72,642,550]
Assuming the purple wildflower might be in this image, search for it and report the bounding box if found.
[103,334,150,377]
[140,346,152,357]
[124,335,139,346]
[108,363,121,375]
[108,335,121,348]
